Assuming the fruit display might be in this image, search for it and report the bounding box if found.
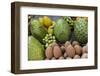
[28,15,88,60]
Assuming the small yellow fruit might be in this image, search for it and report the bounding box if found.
[48,25,54,34]
[43,16,52,28]
[52,21,56,26]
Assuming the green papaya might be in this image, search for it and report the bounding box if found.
[54,18,71,43]
[28,36,45,60]
[30,19,48,43]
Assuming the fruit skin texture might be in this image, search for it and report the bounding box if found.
[45,46,53,59]
[66,45,75,58]
[30,19,48,43]
[74,17,88,44]
[53,45,62,59]
[54,18,71,43]
[74,45,82,55]
[82,45,88,53]
[28,36,45,60]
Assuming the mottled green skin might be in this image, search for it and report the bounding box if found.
[74,17,88,44]
[54,18,71,43]
[30,19,48,43]
[28,36,45,60]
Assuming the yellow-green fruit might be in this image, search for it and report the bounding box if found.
[43,16,52,28]
[39,17,44,25]
[28,36,45,60]
[48,25,54,34]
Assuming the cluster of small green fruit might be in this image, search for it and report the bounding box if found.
[43,34,56,48]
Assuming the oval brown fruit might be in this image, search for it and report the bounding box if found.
[64,52,67,58]
[72,41,79,46]
[61,45,66,53]
[65,41,71,48]
[74,55,80,59]
[66,45,75,58]
[82,45,88,53]
[53,45,62,59]
[45,46,53,59]
[59,56,64,60]
[74,45,82,55]
[81,53,88,58]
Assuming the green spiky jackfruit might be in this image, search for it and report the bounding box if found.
[54,18,71,43]
[28,36,45,60]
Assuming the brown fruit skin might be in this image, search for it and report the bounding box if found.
[49,42,58,48]
[82,46,88,53]
[74,55,80,59]
[51,57,56,60]
[59,56,64,60]
[72,41,79,46]
[81,53,88,58]
[74,45,82,55]
[65,41,71,48]
[45,46,53,59]
[67,57,72,59]
[53,45,62,59]
[64,52,67,58]
[66,45,75,58]
[61,46,66,53]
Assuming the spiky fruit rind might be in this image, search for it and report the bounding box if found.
[74,17,88,44]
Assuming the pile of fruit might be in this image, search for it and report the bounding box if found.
[45,41,88,60]
[28,15,88,60]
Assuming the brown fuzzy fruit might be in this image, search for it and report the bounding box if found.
[65,41,71,48]
[72,41,79,46]
[51,57,56,60]
[49,42,58,48]
[82,46,88,53]
[66,45,75,58]
[59,56,64,60]
[45,46,53,59]
[67,57,72,59]
[74,55,80,59]
[81,53,88,58]
[64,52,67,58]
[74,45,82,55]
[53,45,62,59]
[61,46,66,53]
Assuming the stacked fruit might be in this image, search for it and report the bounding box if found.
[28,15,88,60]
[45,41,88,60]
[43,34,56,48]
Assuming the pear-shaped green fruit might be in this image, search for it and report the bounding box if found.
[30,19,48,43]
[28,36,45,60]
